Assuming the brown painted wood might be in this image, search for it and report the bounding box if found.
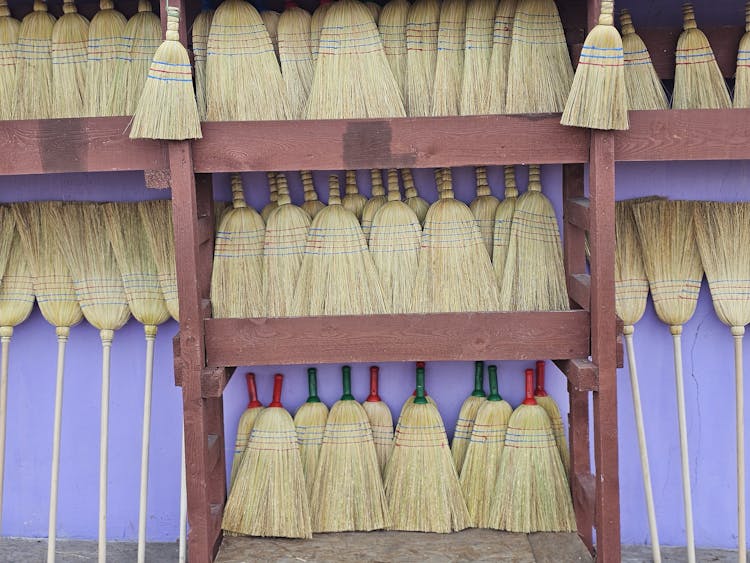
[565,197,590,231]
[144,169,171,189]
[192,115,589,172]
[568,274,591,311]
[204,311,591,367]
[202,367,236,398]
[568,385,594,554]
[0,117,167,175]
[562,164,588,315]
[554,359,597,392]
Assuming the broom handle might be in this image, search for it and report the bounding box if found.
[137,326,158,563]
[0,328,11,534]
[178,422,187,563]
[733,327,746,563]
[472,361,484,396]
[47,328,69,563]
[99,329,114,563]
[671,328,696,563]
[367,366,380,402]
[535,360,548,397]
[624,329,661,563]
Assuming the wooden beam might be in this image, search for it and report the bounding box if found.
[568,385,594,553]
[568,273,591,311]
[554,359,597,392]
[565,197,590,231]
[201,366,236,398]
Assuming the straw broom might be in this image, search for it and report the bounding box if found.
[394,363,436,426]
[361,169,387,242]
[405,0,440,116]
[505,0,573,114]
[499,165,568,312]
[0,0,19,120]
[230,373,264,491]
[261,172,279,223]
[402,168,429,226]
[735,3,750,108]
[223,373,311,538]
[206,0,288,121]
[305,0,405,119]
[534,360,569,475]
[470,166,500,258]
[378,0,409,98]
[431,0,466,117]
[369,169,420,314]
[122,0,160,115]
[293,175,386,316]
[385,363,470,532]
[310,365,389,532]
[261,10,280,61]
[301,170,325,219]
[487,0,517,114]
[294,368,327,497]
[492,165,518,289]
[620,9,668,111]
[362,366,393,475]
[460,0,496,115]
[278,2,313,119]
[459,364,512,527]
[264,172,311,318]
[633,200,703,563]
[14,0,55,119]
[673,3,731,110]
[86,0,127,117]
[211,173,265,319]
[561,0,628,130]
[412,167,499,313]
[310,0,332,63]
[694,202,750,563]
[138,199,178,322]
[451,360,487,475]
[192,2,214,121]
[51,0,88,118]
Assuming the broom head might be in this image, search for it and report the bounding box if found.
[470,165,500,257]
[301,170,326,219]
[487,0,518,114]
[230,373,265,490]
[0,0,19,120]
[261,172,279,223]
[138,199,178,321]
[451,360,487,474]
[361,169,388,241]
[620,9,668,110]
[362,366,394,475]
[342,169,368,220]
[534,360,569,475]
[123,0,161,115]
[192,7,214,120]
[0,225,35,330]
[378,0,409,97]
[402,168,429,225]
[492,165,518,289]
[405,0,440,117]
[86,0,127,117]
[736,3,750,108]
[278,2,313,119]
[52,0,88,118]
[459,0,495,116]
[15,0,55,119]
[293,367,328,497]
[431,0,466,117]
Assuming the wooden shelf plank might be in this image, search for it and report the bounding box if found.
[192,114,590,172]
[204,310,591,367]
[565,197,590,231]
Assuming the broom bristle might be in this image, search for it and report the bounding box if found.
[735,3,750,108]
[301,170,326,219]
[264,173,312,318]
[535,394,569,473]
[561,0,628,130]
[0,0,19,120]
[123,0,161,115]
[342,170,368,221]
[192,7,214,121]
[14,0,55,119]
[492,165,518,289]
[499,165,569,312]
[278,4,313,119]
[470,166,500,257]
[51,0,88,118]
[378,0,409,98]
[86,0,127,117]
[0,207,14,284]
[261,10,280,61]
[405,0,440,116]
[362,367,393,476]
[138,200,178,321]
[673,3,731,109]
[620,10,668,111]
[361,169,388,242]
[310,0,332,62]
[402,169,429,226]
[487,0,518,114]
[294,383,328,498]
[211,173,265,319]
[230,405,264,490]
[431,0,466,116]
[261,172,279,223]
[505,0,573,114]
[206,0,288,120]
[366,1,381,22]
[0,225,35,330]
[459,0,496,115]
[451,361,487,475]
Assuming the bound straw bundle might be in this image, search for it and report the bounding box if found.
[470,166,500,257]
[499,165,568,312]
[293,175,386,316]
[492,165,518,287]
[301,170,325,219]
[51,0,88,118]
[293,368,328,497]
[86,0,127,116]
[487,0,517,114]
[405,0,440,116]
[673,4,730,109]
[211,173,265,319]
[431,0,466,116]
[0,0,18,120]
[385,363,470,532]
[402,168,429,226]
[378,0,409,97]
[130,7,202,140]
[14,0,55,119]
[138,199,178,321]
[505,0,573,114]
[362,366,393,475]
[261,10,280,60]
[620,10,668,111]
[460,0,496,115]
[261,172,279,222]
[310,0,332,63]
[192,2,214,120]
[412,168,499,313]
[206,0,288,120]
[534,360,568,474]
[735,3,750,108]
[305,0,405,119]
[230,373,264,490]
[342,170,368,222]
[361,169,387,241]
[459,364,512,527]
[488,368,575,532]
[451,361,487,475]
[633,199,703,563]
[264,173,311,318]
[122,0,160,115]
[369,169,421,314]
[278,2,313,119]
[223,374,312,538]
[310,366,389,532]
[366,1,381,22]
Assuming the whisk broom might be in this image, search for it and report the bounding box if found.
[310,0,332,63]
[431,0,466,116]
[310,366,389,532]
[261,172,279,223]
[0,0,18,120]
[86,0,127,116]
[362,366,393,475]
[470,166,500,257]
[735,3,750,108]
[633,200,703,563]
[405,0,440,116]
[492,165,518,288]
[487,0,517,114]
[534,360,569,475]
[301,170,325,219]
[192,1,214,120]
[15,0,55,119]
[51,0,88,118]
[620,9,668,111]
[459,0,496,115]
[278,2,313,119]
[451,361,487,474]
[378,0,409,98]
[402,168,429,226]
[293,368,327,497]
[361,169,387,242]
[121,0,160,115]
[138,200,178,322]
[230,373,264,490]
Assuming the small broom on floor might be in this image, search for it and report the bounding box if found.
[0,0,18,120]
[264,172,311,318]
[301,170,325,219]
[385,362,470,532]
[293,175,386,316]
[230,373,264,491]
[561,0,628,130]
[223,373,312,538]
[378,0,409,99]
[361,169,387,242]
[534,360,569,475]
[620,9,668,111]
[470,166,500,258]
[673,3,731,110]
[86,0,127,117]
[261,172,279,223]
[14,0,55,119]
[122,0,161,115]
[500,165,568,312]
[211,173,265,319]
[492,165,518,289]
[362,366,393,475]
[130,7,202,140]
[51,0,88,118]
[192,1,214,121]
[310,365,390,532]
[405,0,440,116]
[310,0,332,63]
[402,168,429,226]
[451,361,487,475]
[459,364,512,527]
[460,0,496,115]
[488,368,575,532]
[278,1,313,119]
[293,368,328,497]
[735,3,750,108]
[138,199,178,322]
[261,10,280,61]
[431,0,466,117]
[412,167,499,313]
[369,168,421,314]
[633,200,703,563]
[487,0,517,114]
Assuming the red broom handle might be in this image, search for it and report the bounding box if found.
[269,374,284,408]
[246,373,262,408]
[523,369,536,406]
[535,360,548,397]
[366,366,381,402]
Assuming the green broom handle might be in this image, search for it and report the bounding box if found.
[471,361,486,397]
[487,365,501,402]
[414,365,427,404]
[366,366,381,402]
[269,374,284,408]
[535,360,548,397]
[246,373,262,408]
[306,368,321,403]
[522,369,536,406]
[341,366,354,400]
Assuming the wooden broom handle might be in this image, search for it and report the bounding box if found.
[367,366,381,402]
[269,374,284,407]
[535,360,548,397]
[306,368,321,403]
[246,373,262,408]
[733,326,746,563]
[522,369,536,405]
